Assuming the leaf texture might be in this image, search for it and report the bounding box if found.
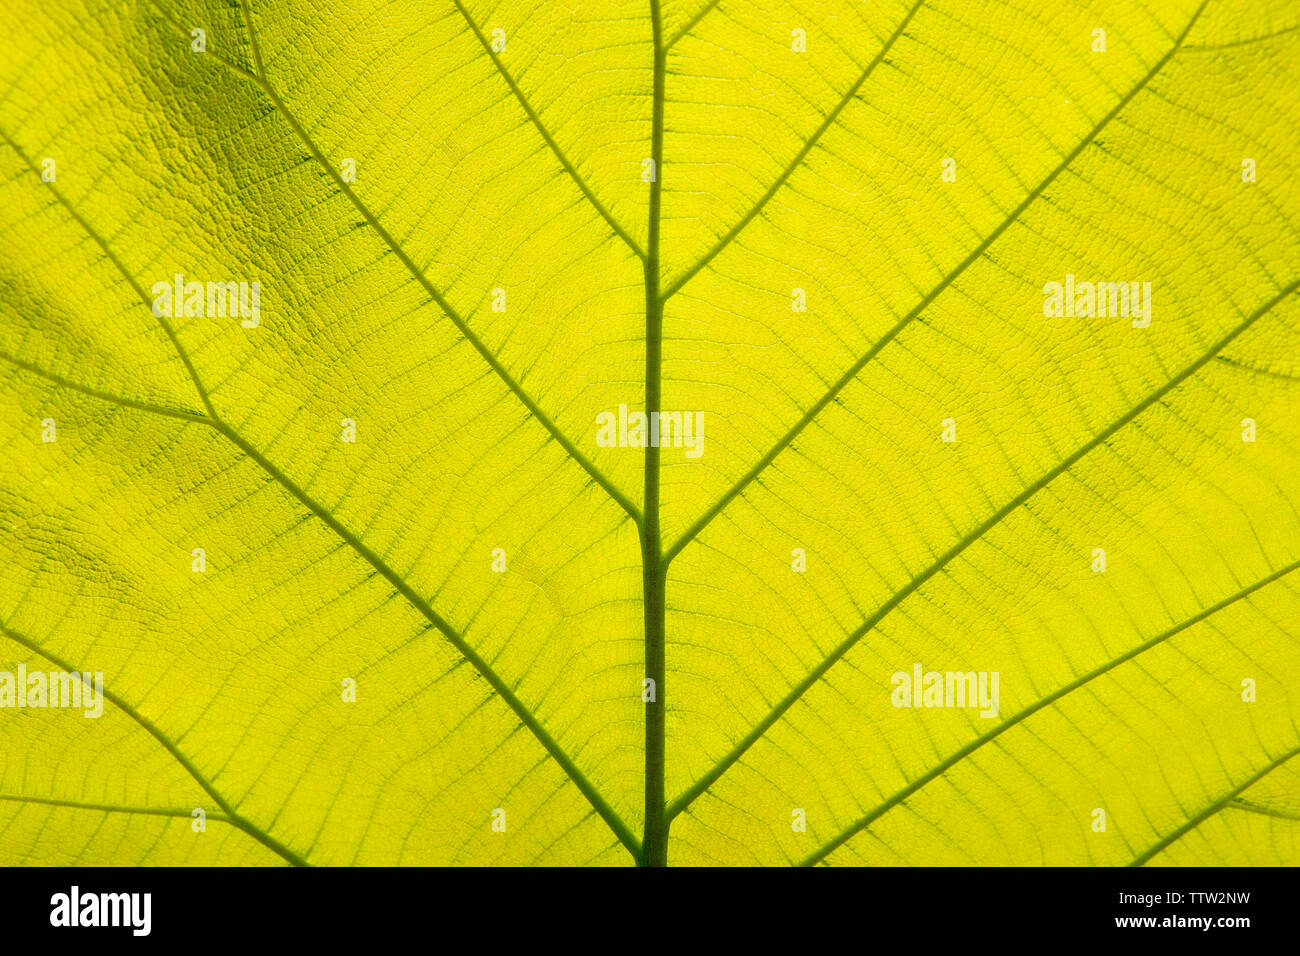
[0,0,1298,866]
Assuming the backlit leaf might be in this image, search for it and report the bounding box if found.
[1,0,1298,866]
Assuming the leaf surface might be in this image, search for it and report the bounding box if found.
[0,0,1298,866]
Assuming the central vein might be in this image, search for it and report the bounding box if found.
[641,0,668,867]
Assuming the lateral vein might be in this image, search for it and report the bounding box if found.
[0,792,232,823]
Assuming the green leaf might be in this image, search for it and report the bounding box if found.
[1,0,1298,866]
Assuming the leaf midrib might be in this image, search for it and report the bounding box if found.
[638,0,668,867]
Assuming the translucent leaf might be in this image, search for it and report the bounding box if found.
[1,0,1297,866]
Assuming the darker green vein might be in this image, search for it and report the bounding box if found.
[1229,797,1300,822]
[0,350,210,425]
[639,0,669,868]
[0,793,230,822]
